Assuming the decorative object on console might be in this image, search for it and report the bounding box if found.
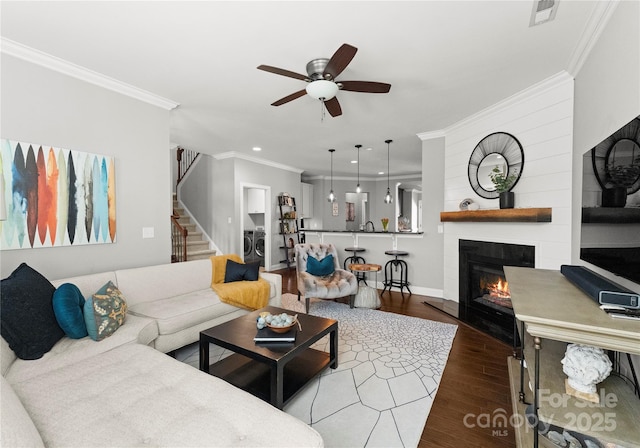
[0,139,116,249]
[467,132,524,200]
[383,140,393,204]
[561,344,612,403]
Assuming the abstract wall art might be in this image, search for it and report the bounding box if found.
[0,139,116,250]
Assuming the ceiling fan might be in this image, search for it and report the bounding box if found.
[257,43,391,117]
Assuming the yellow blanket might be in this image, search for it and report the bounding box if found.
[210,254,270,310]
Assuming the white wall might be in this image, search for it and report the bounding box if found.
[441,73,575,303]
[0,56,171,280]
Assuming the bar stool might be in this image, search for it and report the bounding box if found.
[382,250,411,295]
[344,247,367,285]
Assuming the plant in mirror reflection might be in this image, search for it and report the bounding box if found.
[489,166,518,193]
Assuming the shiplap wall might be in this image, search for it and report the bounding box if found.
[441,72,575,303]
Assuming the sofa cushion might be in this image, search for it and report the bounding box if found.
[224,259,261,282]
[128,289,239,335]
[306,254,335,276]
[10,344,323,448]
[53,283,88,339]
[0,263,64,360]
[84,281,127,341]
[1,376,45,447]
[4,315,157,384]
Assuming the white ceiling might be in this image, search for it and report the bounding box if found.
[1,1,605,179]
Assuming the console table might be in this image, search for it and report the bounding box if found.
[504,267,640,448]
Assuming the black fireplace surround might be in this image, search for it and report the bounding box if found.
[459,239,535,344]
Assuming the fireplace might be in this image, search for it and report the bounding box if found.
[459,240,535,345]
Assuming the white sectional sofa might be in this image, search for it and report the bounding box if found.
[1,259,323,447]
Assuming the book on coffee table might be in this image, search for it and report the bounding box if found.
[254,327,297,343]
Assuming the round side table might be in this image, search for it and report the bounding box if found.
[348,263,382,309]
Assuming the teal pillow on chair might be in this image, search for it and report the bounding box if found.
[84,281,127,341]
[52,283,87,339]
[307,254,335,276]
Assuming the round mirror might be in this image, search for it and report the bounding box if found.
[468,132,524,199]
[591,117,640,194]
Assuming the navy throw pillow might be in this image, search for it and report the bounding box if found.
[307,254,335,276]
[224,260,261,283]
[0,263,64,360]
[53,283,88,339]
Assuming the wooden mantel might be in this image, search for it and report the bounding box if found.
[440,207,552,223]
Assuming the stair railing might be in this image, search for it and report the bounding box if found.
[171,212,188,263]
[176,146,200,188]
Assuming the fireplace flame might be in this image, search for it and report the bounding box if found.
[489,278,511,300]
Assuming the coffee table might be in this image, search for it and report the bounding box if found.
[199,306,338,409]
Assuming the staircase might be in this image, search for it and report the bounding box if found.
[172,195,216,261]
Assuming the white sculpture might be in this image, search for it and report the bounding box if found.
[561,344,612,399]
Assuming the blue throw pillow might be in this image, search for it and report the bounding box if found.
[224,260,261,283]
[307,254,335,276]
[53,283,88,339]
[0,263,64,360]
[84,281,127,341]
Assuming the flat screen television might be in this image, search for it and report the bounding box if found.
[580,117,640,284]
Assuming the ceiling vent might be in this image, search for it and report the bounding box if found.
[530,0,559,26]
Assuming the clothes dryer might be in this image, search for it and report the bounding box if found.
[243,230,256,262]
[253,230,265,266]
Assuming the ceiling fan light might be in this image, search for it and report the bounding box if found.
[306,80,339,101]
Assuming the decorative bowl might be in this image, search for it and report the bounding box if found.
[267,320,297,333]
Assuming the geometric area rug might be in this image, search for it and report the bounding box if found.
[176,294,457,448]
[280,294,457,448]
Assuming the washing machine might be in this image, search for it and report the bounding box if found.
[243,230,256,263]
[253,230,265,266]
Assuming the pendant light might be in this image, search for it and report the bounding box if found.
[384,139,393,204]
[355,144,362,193]
[327,149,336,202]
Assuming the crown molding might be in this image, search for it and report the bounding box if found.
[566,1,620,77]
[416,130,446,141]
[445,71,573,135]
[415,71,573,140]
[1,37,179,110]
[214,151,304,174]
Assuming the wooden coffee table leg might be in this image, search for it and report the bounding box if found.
[199,335,209,373]
[330,326,338,369]
[271,363,285,409]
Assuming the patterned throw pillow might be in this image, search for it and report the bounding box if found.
[84,281,127,341]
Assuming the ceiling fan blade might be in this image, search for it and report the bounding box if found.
[271,89,307,106]
[324,97,342,117]
[257,65,309,81]
[323,44,357,80]
[339,81,391,93]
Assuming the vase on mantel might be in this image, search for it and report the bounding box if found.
[601,186,627,208]
[499,191,515,209]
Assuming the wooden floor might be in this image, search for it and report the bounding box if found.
[272,267,517,448]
